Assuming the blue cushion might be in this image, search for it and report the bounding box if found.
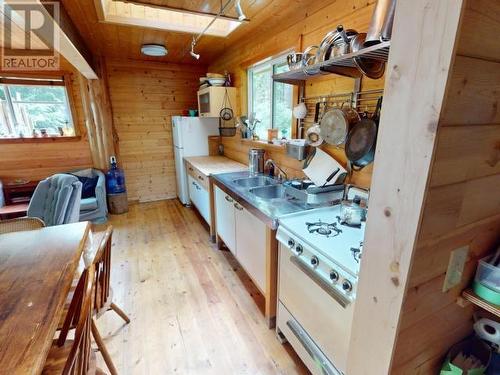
[80,197,98,211]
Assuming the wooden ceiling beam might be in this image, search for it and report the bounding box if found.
[2,0,97,78]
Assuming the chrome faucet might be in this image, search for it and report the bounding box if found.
[265,159,288,182]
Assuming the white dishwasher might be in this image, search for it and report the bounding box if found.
[187,175,210,224]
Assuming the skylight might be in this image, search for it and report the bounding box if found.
[96,0,243,37]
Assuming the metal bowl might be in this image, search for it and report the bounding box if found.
[287,53,309,70]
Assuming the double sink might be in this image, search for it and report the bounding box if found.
[233,176,286,200]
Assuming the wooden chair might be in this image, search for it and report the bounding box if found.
[42,264,97,375]
[0,216,45,234]
[90,225,130,375]
[58,225,129,375]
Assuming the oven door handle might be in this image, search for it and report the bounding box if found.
[286,319,343,375]
[289,255,351,308]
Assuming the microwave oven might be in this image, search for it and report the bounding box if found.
[197,86,237,118]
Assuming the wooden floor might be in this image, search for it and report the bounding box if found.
[94,199,309,374]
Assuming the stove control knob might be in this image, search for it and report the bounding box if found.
[342,280,353,293]
[287,239,295,249]
[310,256,319,267]
[295,244,303,255]
[329,270,339,282]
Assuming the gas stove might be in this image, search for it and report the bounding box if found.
[277,205,366,301]
[276,205,366,375]
[279,206,365,275]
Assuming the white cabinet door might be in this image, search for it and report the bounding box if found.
[188,175,210,224]
[235,204,267,292]
[215,186,236,254]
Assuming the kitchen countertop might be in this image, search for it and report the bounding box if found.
[212,171,330,229]
[184,156,247,176]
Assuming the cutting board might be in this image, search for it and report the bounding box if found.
[302,148,347,186]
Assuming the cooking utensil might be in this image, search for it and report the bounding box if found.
[208,77,226,86]
[316,26,358,63]
[320,105,360,146]
[314,102,320,123]
[350,33,386,79]
[293,102,307,119]
[286,140,309,161]
[329,25,358,59]
[287,53,311,71]
[345,97,382,170]
[302,148,347,186]
[339,197,366,227]
[302,45,320,74]
[321,169,340,187]
[248,148,265,175]
[365,0,397,46]
[381,0,396,41]
[306,124,323,147]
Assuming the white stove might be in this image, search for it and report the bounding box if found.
[275,204,366,375]
[277,205,365,300]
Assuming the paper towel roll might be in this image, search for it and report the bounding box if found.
[474,318,500,346]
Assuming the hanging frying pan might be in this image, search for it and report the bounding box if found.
[320,105,360,146]
[345,97,382,170]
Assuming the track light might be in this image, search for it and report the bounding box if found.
[190,39,200,60]
[235,0,246,21]
[190,50,200,60]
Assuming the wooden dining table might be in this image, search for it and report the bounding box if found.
[0,221,91,375]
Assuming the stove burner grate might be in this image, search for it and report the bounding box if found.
[306,220,343,238]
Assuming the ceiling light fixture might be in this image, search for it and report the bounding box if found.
[235,0,246,21]
[190,38,200,60]
[141,44,168,57]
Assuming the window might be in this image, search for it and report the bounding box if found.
[0,77,76,139]
[248,54,293,140]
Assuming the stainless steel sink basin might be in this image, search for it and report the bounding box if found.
[250,185,286,199]
[233,176,277,188]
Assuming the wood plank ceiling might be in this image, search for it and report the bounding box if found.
[59,0,334,65]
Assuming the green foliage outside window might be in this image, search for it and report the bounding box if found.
[0,83,74,138]
[248,56,292,140]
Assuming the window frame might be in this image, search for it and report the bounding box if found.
[0,74,80,143]
[247,52,294,139]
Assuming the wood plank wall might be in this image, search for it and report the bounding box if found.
[105,58,206,202]
[208,0,384,189]
[0,67,92,181]
[391,1,500,373]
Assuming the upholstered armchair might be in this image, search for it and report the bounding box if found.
[27,174,82,226]
[70,168,108,223]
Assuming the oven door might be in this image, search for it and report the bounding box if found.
[277,242,354,374]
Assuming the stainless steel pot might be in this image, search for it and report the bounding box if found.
[365,0,397,46]
[248,148,265,175]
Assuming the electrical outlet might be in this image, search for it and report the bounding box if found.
[442,246,469,292]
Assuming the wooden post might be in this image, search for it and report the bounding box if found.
[346,1,466,374]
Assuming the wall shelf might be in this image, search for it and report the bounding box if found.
[273,41,391,85]
[458,288,500,318]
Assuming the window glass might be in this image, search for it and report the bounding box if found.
[248,55,293,140]
[0,82,75,139]
[272,62,293,139]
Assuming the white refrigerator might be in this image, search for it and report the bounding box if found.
[172,116,219,205]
